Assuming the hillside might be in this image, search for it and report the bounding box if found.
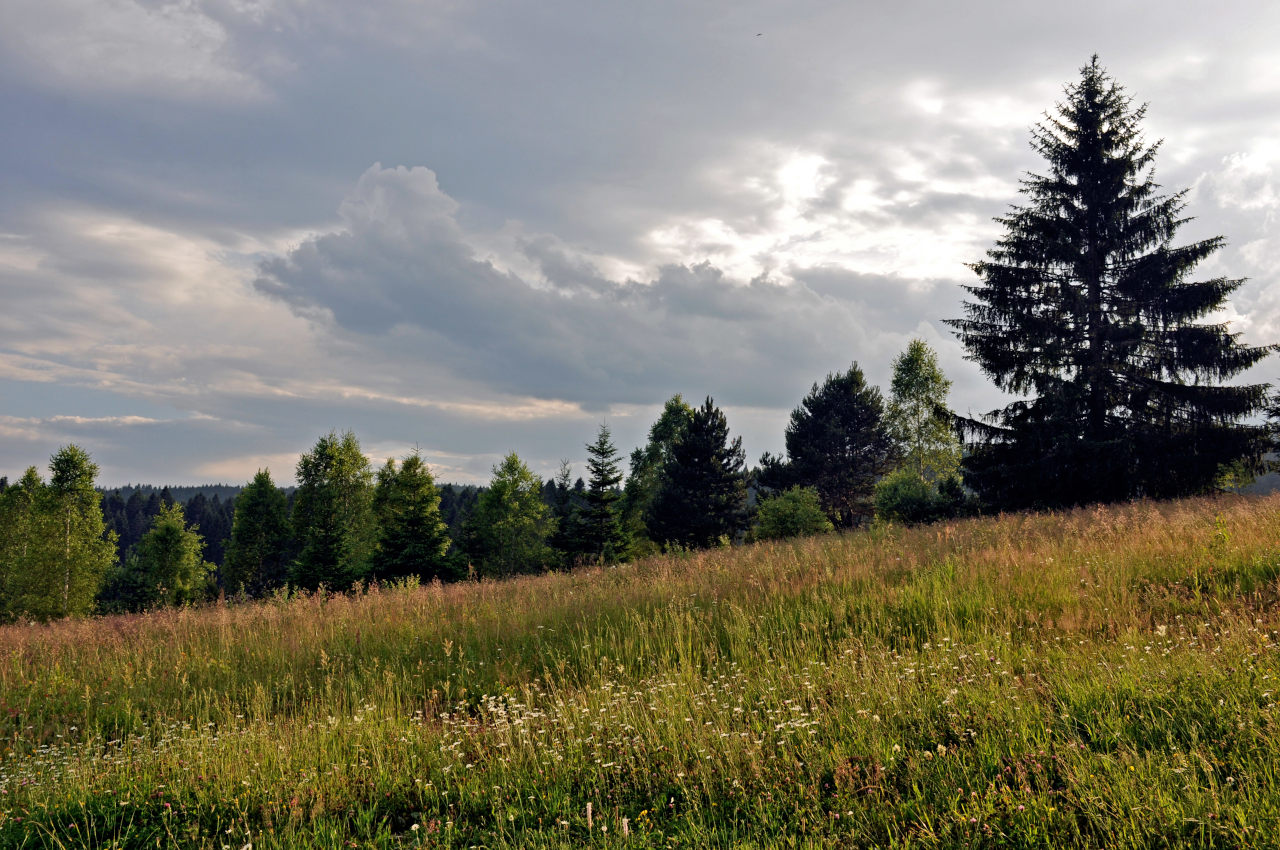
[3,494,1280,847]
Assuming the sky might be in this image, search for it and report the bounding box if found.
[2,1,1278,487]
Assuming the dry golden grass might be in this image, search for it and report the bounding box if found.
[3,493,1280,847]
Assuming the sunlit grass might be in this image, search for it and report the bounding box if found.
[3,494,1280,847]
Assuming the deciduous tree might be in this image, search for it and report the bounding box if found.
[885,339,961,484]
[133,503,213,607]
[621,395,694,552]
[464,453,557,577]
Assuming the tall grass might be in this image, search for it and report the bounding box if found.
[3,494,1280,847]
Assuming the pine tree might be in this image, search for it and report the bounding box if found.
[759,364,897,528]
[648,397,748,549]
[291,431,376,591]
[947,57,1273,508]
[371,452,452,583]
[223,469,293,596]
[579,424,630,564]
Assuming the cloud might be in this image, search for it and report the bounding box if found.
[255,164,978,413]
[0,0,269,100]
[4,1,1280,486]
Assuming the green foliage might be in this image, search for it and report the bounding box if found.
[464,452,557,577]
[0,447,117,621]
[753,485,833,541]
[291,430,376,591]
[222,469,293,596]
[621,394,694,553]
[371,452,452,583]
[544,460,582,565]
[760,363,897,528]
[578,424,630,564]
[648,396,748,549]
[7,495,1280,847]
[948,57,1274,509]
[0,468,59,622]
[132,503,214,607]
[886,339,961,484]
[47,445,117,619]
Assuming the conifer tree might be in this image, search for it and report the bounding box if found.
[620,395,694,551]
[371,452,452,583]
[291,431,376,591]
[133,503,212,607]
[579,424,630,564]
[648,397,748,548]
[544,460,580,565]
[948,57,1273,508]
[759,364,896,528]
[223,469,293,596]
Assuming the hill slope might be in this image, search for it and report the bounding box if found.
[3,495,1280,847]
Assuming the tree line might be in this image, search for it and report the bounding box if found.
[0,57,1273,622]
[0,337,961,620]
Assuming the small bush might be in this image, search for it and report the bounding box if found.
[874,469,972,525]
[753,486,834,540]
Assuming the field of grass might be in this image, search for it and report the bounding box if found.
[4,494,1280,847]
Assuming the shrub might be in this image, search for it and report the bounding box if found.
[753,486,834,540]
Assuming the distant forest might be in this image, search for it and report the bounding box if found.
[95,483,484,572]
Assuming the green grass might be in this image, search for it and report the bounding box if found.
[4,495,1280,847]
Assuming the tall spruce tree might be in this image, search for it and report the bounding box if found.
[648,397,748,549]
[759,364,897,528]
[947,57,1273,509]
[223,469,293,596]
[370,452,452,583]
[291,431,376,591]
[579,424,630,564]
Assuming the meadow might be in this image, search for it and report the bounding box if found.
[4,494,1280,847]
